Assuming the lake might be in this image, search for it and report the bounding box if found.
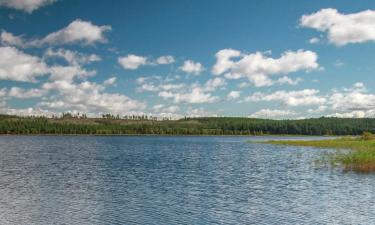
[0,136,374,224]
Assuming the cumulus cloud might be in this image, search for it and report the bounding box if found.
[212,49,241,75]
[40,80,146,115]
[227,91,241,100]
[8,87,46,98]
[159,87,218,104]
[103,77,117,86]
[298,83,375,118]
[150,104,183,119]
[117,54,176,70]
[328,110,375,118]
[48,65,95,82]
[245,89,326,106]
[136,76,221,104]
[185,107,218,118]
[309,37,320,44]
[136,76,186,93]
[307,105,328,114]
[353,82,365,89]
[212,49,319,87]
[41,19,111,45]
[45,48,101,65]
[249,109,297,119]
[0,107,56,117]
[1,20,111,47]
[0,46,49,82]
[0,0,57,13]
[0,30,26,47]
[156,55,175,65]
[152,104,180,114]
[0,47,144,117]
[276,76,303,85]
[203,77,226,92]
[118,54,148,70]
[300,8,375,46]
[180,60,204,75]
[329,89,375,112]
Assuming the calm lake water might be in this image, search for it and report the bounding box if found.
[0,136,374,224]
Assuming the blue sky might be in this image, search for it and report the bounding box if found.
[0,0,375,118]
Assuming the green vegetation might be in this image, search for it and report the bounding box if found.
[1,114,375,135]
[265,132,375,172]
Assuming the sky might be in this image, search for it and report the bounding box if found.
[0,0,375,119]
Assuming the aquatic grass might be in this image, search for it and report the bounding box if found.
[264,136,375,173]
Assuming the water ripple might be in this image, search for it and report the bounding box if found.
[0,136,374,224]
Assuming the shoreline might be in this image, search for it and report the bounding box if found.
[0,133,341,137]
[262,137,375,173]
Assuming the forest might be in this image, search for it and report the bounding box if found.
[1,114,375,135]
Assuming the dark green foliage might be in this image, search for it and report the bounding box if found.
[0,115,375,135]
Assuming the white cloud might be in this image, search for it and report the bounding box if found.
[276,76,302,85]
[307,105,328,114]
[159,87,217,104]
[150,104,182,118]
[8,87,46,98]
[0,30,26,47]
[329,90,375,112]
[353,82,365,89]
[212,49,319,87]
[0,88,7,97]
[203,77,226,92]
[0,0,56,13]
[118,54,176,70]
[185,107,218,118]
[227,91,241,100]
[118,54,147,70]
[40,80,146,115]
[41,19,111,45]
[0,47,144,117]
[331,111,364,118]
[212,49,241,75]
[249,109,297,119]
[1,20,111,47]
[135,76,186,93]
[45,48,101,65]
[156,55,175,65]
[0,46,49,82]
[302,83,375,118]
[103,77,117,86]
[180,60,204,75]
[328,110,375,118]
[48,65,95,82]
[0,107,56,117]
[245,89,326,106]
[152,104,180,114]
[136,75,220,104]
[300,8,375,46]
[309,37,320,44]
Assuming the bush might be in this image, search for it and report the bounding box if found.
[362,131,375,140]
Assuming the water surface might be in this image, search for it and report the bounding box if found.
[0,136,374,224]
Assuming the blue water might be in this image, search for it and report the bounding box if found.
[0,136,374,224]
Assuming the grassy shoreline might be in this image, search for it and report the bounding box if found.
[0,133,339,137]
[264,136,375,172]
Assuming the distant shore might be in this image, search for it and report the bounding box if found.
[1,114,374,136]
[0,133,338,137]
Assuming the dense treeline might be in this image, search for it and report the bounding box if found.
[0,114,375,135]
